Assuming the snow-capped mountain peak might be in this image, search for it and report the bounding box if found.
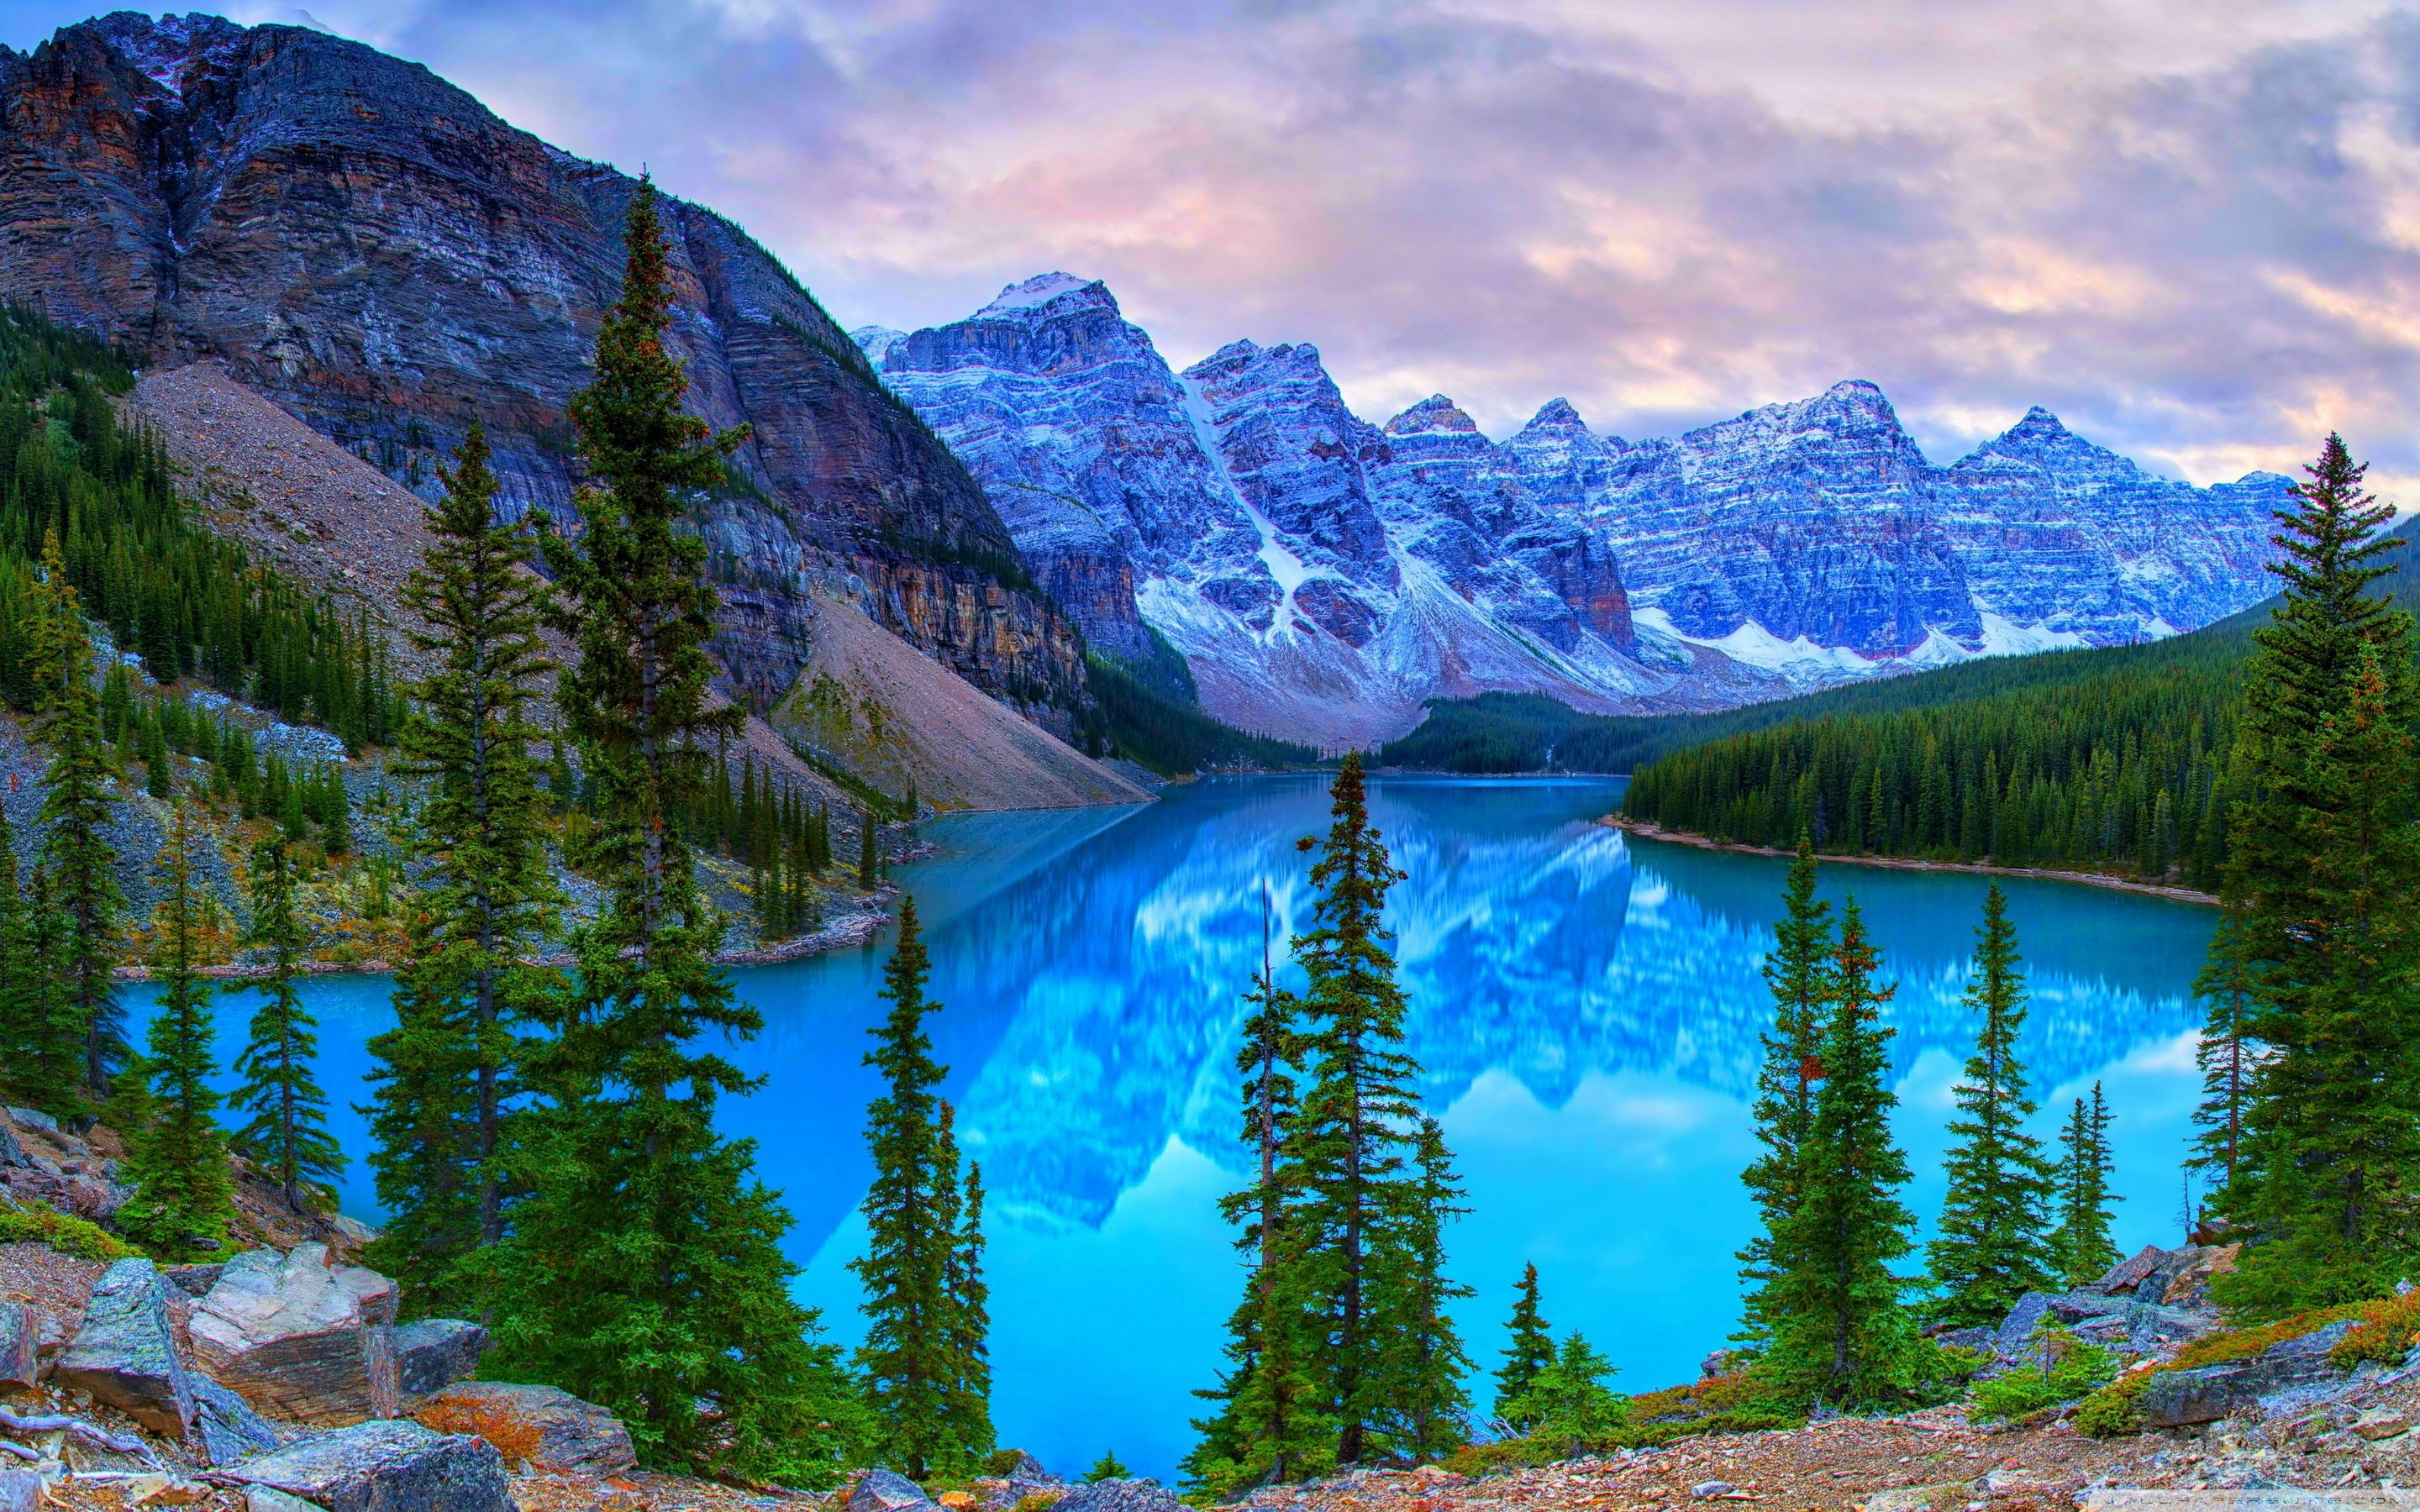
[860,275,2287,743]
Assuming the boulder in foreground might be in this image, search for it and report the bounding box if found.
[388,1317,488,1402]
[220,1418,512,1512]
[51,1257,195,1437]
[192,1244,401,1424]
[410,1380,636,1475]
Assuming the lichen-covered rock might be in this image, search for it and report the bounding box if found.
[2135,1320,2364,1427]
[389,1318,488,1402]
[1049,1478,1187,1512]
[220,1419,512,1512]
[51,1257,196,1436]
[0,1300,36,1388]
[851,1468,938,1512]
[191,1244,401,1424]
[194,1375,286,1467]
[409,1380,635,1475]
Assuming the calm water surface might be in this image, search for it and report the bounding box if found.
[182,774,2217,1479]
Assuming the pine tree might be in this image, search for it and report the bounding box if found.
[1739,835,1832,1346]
[939,1112,996,1464]
[28,534,124,1096]
[0,803,33,1103]
[1289,753,1426,1466]
[1188,885,1329,1496]
[230,837,343,1213]
[860,808,879,890]
[853,895,988,1478]
[1492,1263,1556,1431]
[1368,1115,1473,1462]
[1759,900,1921,1408]
[1500,1333,1626,1448]
[2049,1085,2120,1287]
[368,419,560,1315]
[8,865,82,1117]
[2189,911,2254,1207]
[1086,1451,1130,1483]
[117,797,233,1259]
[1924,885,2055,1327]
[2212,434,2420,1315]
[497,181,856,1483]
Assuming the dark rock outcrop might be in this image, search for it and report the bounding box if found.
[0,12,1084,724]
[851,1468,939,1512]
[0,1301,36,1388]
[190,1243,402,1425]
[1050,1478,1189,1512]
[193,1373,286,1467]
[51,1257,195,1437]
[389,1317,488,1403]
[221,1418,514,1512]
[2135,1320,2364,1427]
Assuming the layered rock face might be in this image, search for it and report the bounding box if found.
[0,13,1082,719]
[869,277,2290,740]
[863,277,1659,745]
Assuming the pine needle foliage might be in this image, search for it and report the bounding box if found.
[1924,885,2055,1328]
[28,533,124,1095]
[230,837,343,1213]
[2049,1085,2121,1288]
[1738,835,1831,1347]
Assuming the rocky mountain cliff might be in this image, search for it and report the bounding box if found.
[0,12,1084,727]
[863,276,2292,744]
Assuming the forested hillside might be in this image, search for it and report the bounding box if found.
[1610,516,2420,885]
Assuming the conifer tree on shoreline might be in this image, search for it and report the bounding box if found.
[1739,835,1832,1347]
[232,836,342,1213]
[1493,1263,1555,1431]
[118,796,232,1258]
[2050,1084,2120,1287]
[2207,433,2420,1315]
[492,179,851,1482]
[367,418,560,1315]
[1759,898,1920,1406]
[1925,885,2054,1328]
[855,895,992,1478]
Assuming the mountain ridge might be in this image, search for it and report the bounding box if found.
[860,274,2292,744]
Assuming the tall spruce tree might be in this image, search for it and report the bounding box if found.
[10,866,81,1116]
[2049,1085,2120,1287]
[1369,1116,1473,1462]
[1289,753,1427,1466]
[1924,885,2055,1327]
[936,1107,996,1464]
[117,797,233,1259]
[1759,900,1921,1407]
[497,181,855,1482]
[2189,913,2254,1208]
[1739,836,1832,1346]
[1493,1263,1556,1431]
[0,803,34,1105]
[854,895,990,1478]
[367,418,560,1314]
[1190,883,1330,1494]
[2213,434,2420,1314]
[28,534,124,1095]
[231,837,343,1213]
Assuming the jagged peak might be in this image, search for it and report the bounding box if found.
[851,326,904,365]
[1522,397,1589,433]
[974,271,1116,321]
[82,11,251,94]
[1384,394,1478,437]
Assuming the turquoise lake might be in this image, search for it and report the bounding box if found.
[178,774,2219,1480]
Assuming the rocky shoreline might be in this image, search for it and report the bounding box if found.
[1602,817,2222,906]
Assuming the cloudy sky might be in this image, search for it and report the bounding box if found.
[9,0,2417,499]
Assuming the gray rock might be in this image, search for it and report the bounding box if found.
[166,1263,228,1297]
[221,1419,513,1512]
[0,1128,24,1169]
[390,1318,488,1401]
[1050,1480,1186,1512]
[1691,1483,1736,1499]
[2136,1320,2362,1427]
[0,1301,36,1388]
[192,1245,402,1425]
[1932,1326,1996,1356]
[0,1467,39,1512]
[195,1375,287,1467]
[851,1468,937,1512]
[2,1107,57,1137]
[410,1381,635,1475]
[1991,1290,2128,1361]
[52,1257,196,1436]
